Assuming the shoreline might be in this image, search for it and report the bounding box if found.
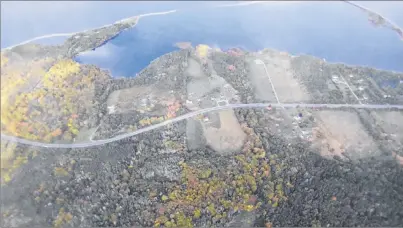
[1,9,177,51]
[343,1,403,40]
[216,1,301,8]
[72,10,178,69]
[84,10,177,53]
[1,4,402,73]
[3,2,399,51]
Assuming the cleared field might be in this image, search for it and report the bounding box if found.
[371,111,403,153]
[258,52,310,103]
[106,85,176,114]
[246,58,277,102]
[203,109,246,155]
[185,58,206,79]
[312,110,378,160]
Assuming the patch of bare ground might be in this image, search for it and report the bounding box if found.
[106,85,177,114]
[370,111,403,165]
[312,110,378,160]
[185,58,206,79]
[371,111,403,142]
[203,109,246,155]
[174,41,192,49]
[258,50,310,103]
[246,58,277,102]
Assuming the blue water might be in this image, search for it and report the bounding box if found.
[1,1,226,48]
[75,2,403,77]
[380,80,399,88]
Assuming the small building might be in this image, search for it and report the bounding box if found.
[107,106,116,114]
[227,65,236,71]
[266,105,272,111]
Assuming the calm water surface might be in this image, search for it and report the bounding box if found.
[72,2,403,76]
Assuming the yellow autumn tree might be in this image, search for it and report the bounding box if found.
[44,59,80,88]
[196,44,210,58]
[0,53,9,67]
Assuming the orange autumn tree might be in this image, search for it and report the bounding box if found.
[166,101,181,119]
[51,128,62,137]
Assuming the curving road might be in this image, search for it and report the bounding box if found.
[1,102,403,149]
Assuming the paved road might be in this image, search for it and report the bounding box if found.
[1,102,403,149]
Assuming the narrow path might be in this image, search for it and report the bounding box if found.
[1,103,402,149]
[256,59,281,105]
[339,74,363,105]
